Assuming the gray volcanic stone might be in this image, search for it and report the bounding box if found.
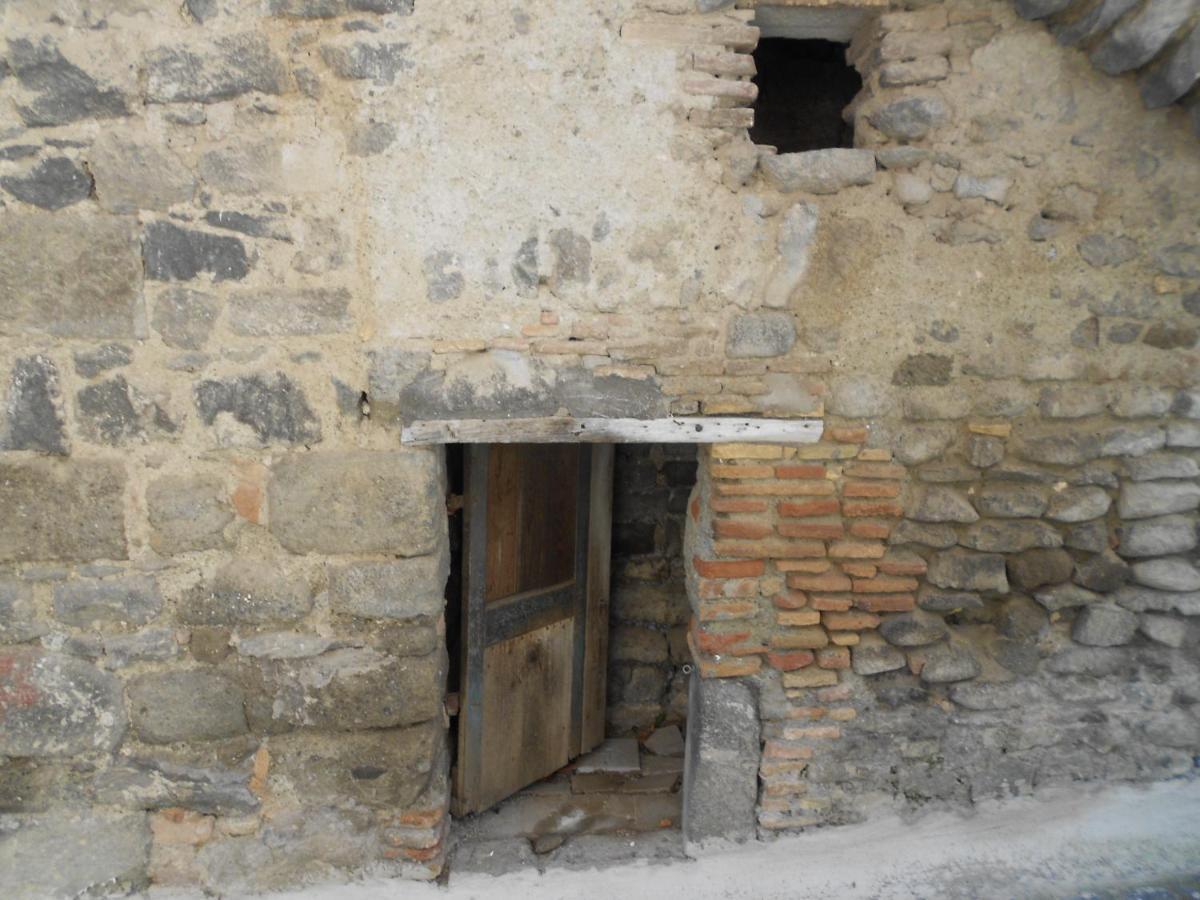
[1074,550,1131,592]
[1046,486,1111,522]
[180,559,313,625]
[828,376,890,417]
[235,632,333,660]
[974,484,1048,518]
[851,639,907,675]
[1034,583,1101,612]
[893,353,952,386]
[77,376,176,446]
[271,0,415,14]
[1140,25,1200,107]
[0,214,142,339]
[1,157,92,210]
[1153,243,1200,278]
[1142,322,1198,350]
[1168,421,1200,447]
[95,758,259,815]
[204,210,289,240]
[1014,0,1073,17]
[927,548,1009,593]
[327,555,449,620]
[1055,0,1140,46]
[919,644,980,683]
[868,95,951,141]
[90,135,196,213]
[2,355,67,454]
[726,313,796,358]
[1037,384,1107,419]
[950,681,1045,711]
[1119,515,1198,558]
[1108,384,1174,418]
[0,812,150,899]
[1090,0,1195,75]
[890,520,958,549]
[152,288,220,350]
[146,33,290,103]
[0,650,126,755]
[1132,557,1200,591]
[1072,604,1138,646]
[229,288,352,336]
[1078,234,1137,268]
[53,576,161,627]
[1097,425,1165,457]
[7,38,129,126]
[74,344,132,378]
[917,586,985,612]
[908,486,978,523]
[1007,548,1073,590]
[320,41,411,84]
[1045,646,1127,676]
[1139,614,1188,647]
[967,435,1005,468]
[1066,520,1110,553]
[128,670,247,743]
[146,475,233,554]
[1114,585,1200,615]
[880,612,948,647]
[1013,431,1100,465]
[760,149,876,194]
[269,450,444,556]
[0,579,46,642]
[144,221,250,283]
[0,459,127,562]
[1117,481,1200,519]
[894,424,955,465]
[195,372,321,445]
[996,595,1048,641]
[961,520,1063,553]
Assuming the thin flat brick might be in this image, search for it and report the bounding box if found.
[763,740,815,760]
[773,591,809,609]
[829,632,861,645]
[712,463,774,479]
[794,444,859,460]
[783,706,828,720]
[843,500,904,518]
[854,593,916,612]
[693,557,765,578]
[850,520,893,539]
[878,554,928,576]
[695,654,763,678]
[771,627,830,649]
[787,571,852,592]
[843,480,901,498]
[778,520,845,540]
[852,575,919,593]
[822,611,881,630]
[776,559,832,573]
[714,519,773,540]
[829,540,886,559]
[694,628,753,654]
[777,609,821,627]
[816,647,852,670]
[841,562,877,578]
[697,577,759,598]
[810,594,854,611]
[711,497,769,513]
[829,426,868,443]
[775,464,827,479]
[857,449,893,461]
[698,599,759,621]
[779,498,841,518]
[716,481,835,497]
[767,650,815,670]
[712,443,784,459]
[715,540,824,558]
[816,683,854,703]
[782,668,839,689]
[782,724,841,740]
[844,462,906,479]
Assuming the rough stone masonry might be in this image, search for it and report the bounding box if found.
[0,0,1198,894]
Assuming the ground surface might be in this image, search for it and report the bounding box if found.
[226,777,1200,899]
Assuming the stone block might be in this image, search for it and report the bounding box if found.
[90,134,196,213]
[320,40,411,84]
[961,520,1063,553]
[1046,486,1111,522]
[974,485,1048,519]
[74,344,132,379]
[828,376,891,418]
[919,644,980,683]
[1072,604,1139,646]
[269,722,439,810]
[198,141,284,196]
[1,157,92,210]
[194,372,321,446]
[269,450,444,556]
[147,475,234,555]
[880,612,947,647]
[228,288,352,336]
[1033,583,1101,612]
[144,222,250,283]
[0,214,142,339]
[682,673,758,849]
[1124,453,1200,481]
[851,635,906,674]
[95,758,259,815]
[327,555,448,620]
[1117,481,1200,519]
[239,647,444,731]
[927,548,1008,593]
[1132,557,1200,592]
[867,94,951,141]
[725,312,796,358]
[1037,384,1107,419]
[1139,614,1188,647]
[179,559,313,626]
[1,355,67,454]
[0,812,149,898]
[270,0,415,15]
[759,149,876,195]
[128,670,248,744]
[610,625,670,664]
[152,288,220,350]
[52,576,161,627]
[146,34,290,103]
[0,459,127,562]
[0,650,126,756]
[1090,0,1195,75]
[907,485,978,523]
[6,38,129,126]
[1074,550,1131,592]
[0,579,46,643]
[1118,515,1198,558]
[1007,548,1073,590]
[76,376,177,445]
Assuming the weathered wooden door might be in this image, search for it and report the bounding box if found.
[453,442,613,815]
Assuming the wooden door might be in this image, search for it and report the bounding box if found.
[453,443,613,815]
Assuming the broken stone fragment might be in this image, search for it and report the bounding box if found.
[146,474,234,555]
[194,372,320,446]
[867,94,951,142]
[725,312,796,358]
[1117,481,1200,519]
[1,157,92,210]
[7,38,129,126]
[144,221,250,283]
[1,355,67,454]
[879,612,948,647]
[918,644,980,683]
[759,148,876,195]
[926,548,1008,593]
[1131,557,1200,592]
[1072,603,1138,647]
[52,576,161,627]
[127,670,248,744]
[145,33,290,103]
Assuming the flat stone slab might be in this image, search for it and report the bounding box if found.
[571,772,680,795]
[574,738,640,774]
[643,725,685,757]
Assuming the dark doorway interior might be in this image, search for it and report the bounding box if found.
[749,38,862,153]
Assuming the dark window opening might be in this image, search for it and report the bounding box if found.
[749,38,862,153]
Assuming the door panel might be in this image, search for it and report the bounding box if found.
[454,443,613,816]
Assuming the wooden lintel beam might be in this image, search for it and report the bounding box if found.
[401,416,824,445]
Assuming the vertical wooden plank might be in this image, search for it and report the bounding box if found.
[568,445,593,756]
[580,443,614,755]
[454,445,489,815]
[485,444,521,602]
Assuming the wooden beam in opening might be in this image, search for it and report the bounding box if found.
[402,416,823,445]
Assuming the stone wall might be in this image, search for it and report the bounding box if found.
[0,0,1197,892]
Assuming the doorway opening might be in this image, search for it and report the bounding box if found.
[443,442,698,862]
[749,38,862,152]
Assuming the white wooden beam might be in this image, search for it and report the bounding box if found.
[401,417,824,445]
